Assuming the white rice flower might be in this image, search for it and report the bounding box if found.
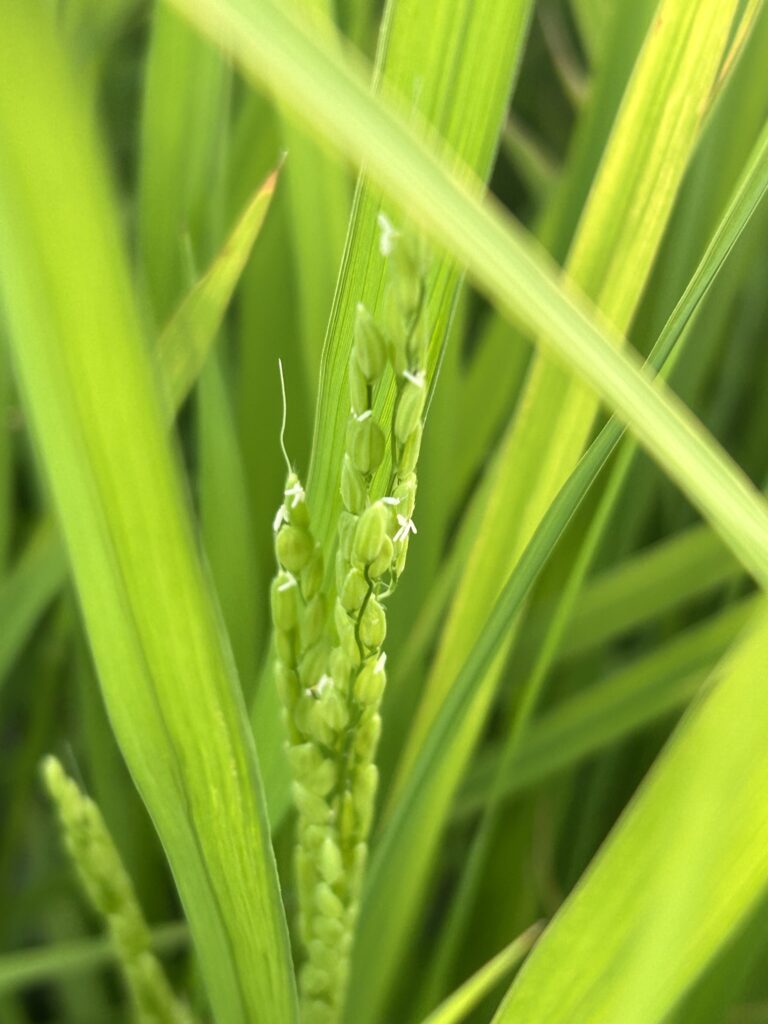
[393,514,417,543]
[381,496,400,506]
[377,212,399,256]
[403,369,426,388]
[284,480,305,508]
[312,674,333,697]
[272,504,286,532]
[277,573,298,592]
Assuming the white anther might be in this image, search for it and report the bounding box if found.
[355,409,373,422]
[273,505,287,532]
[403,369,426,388]
[313,674,333,697]
[377,212,399,256]
[277,573,298,592]
[375,653,387,673]
[393,514,417,543]
[284,480,305,508]
[381,496,400,506]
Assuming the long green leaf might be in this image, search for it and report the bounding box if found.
[0,338,11,577]
[157,166,280,410]
[457,596,756,817]
[0,924,187,996]
[418,924,542,1024]
[0,8,296,1023]
[0,169,277,702]
[305,0,534,553]
[569,0,613,67]
[493,601,768,1024]
[198,348,264,697]
[534,521,741,662]
[278,0,351,383]
[228,94,313,656]
[0,524,67,693]
[138,1,230,322]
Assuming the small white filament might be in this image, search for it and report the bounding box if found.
[284,480,305,508]
[278,359,291,473]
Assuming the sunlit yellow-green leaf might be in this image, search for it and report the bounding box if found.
[0,7,295,1022]
[494,603,768,1024]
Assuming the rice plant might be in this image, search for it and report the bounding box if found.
[1,2,768,1023]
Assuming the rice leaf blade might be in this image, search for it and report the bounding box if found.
[418,924,542,1024]
[138,1,230,321]
[0,524,67,694]
[457,596,757,816]
[493,602,768,1024]
[304,0,535,555]
[0,169,277,701]
[157,166,280,410]
[0,8,296,1022]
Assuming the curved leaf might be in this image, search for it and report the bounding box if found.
[0,9,296,1023]
[493,602,768,1024]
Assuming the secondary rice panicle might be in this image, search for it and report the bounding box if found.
[42,756,196,1024]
